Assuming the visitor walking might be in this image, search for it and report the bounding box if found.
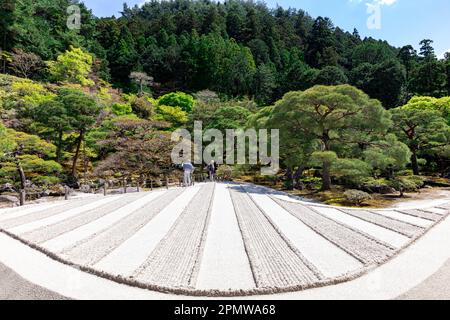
[207,160,216,182]
[182,161,194,187]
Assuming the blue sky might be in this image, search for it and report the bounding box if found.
[81,0,450,58]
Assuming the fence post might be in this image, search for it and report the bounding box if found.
[150,180,153,191]
[166,176,169,189]
[19,189,26,206]
[137,180,140,193]
[123,178,127,194]
[64,186,69,200]
[104,182,108,196]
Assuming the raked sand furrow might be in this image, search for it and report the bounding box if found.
[133,184,215,288]
[0,196,108,230]
[4,197,120,234]
[273,198,395,265]
[396,209,443,222]
[41,191,166,253]
[310,207,409,248]
[230,187,321,288]
[196,183,255,291]
[62,188,185,266]
[20,193,144,244]
[94,186,201,276]
[0,201,70,222]
[422,207,448,215]
[374,210,433,228]
[243,187,363,279]
[437,202,450,210]
[339,209,424,238]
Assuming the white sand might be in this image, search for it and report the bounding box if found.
[7,196,121,234]
[22,193,145,244]
[230,187,320,287]
[196,183,255,290]
[0,182,447,296]
[0,201,68,222]
[65,189,184,266]
[274,198,394,264]
[246,189,363,278]
[375,210,433,228]
[94,186,201,276]
[312,207,410,248]
[42,191,166,252]
[425,208,448,215]
[134,184,215,287]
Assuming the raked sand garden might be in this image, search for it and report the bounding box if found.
[0,182,449,297]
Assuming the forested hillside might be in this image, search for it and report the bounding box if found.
[0,0,449,207]
[1,0,449,107]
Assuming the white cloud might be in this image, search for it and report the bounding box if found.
[350,0,398,6]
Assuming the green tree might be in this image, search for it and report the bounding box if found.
[33,89,101,179]
[48,46,94,86]
[269,85,392,190]
[253,63,277,105]
[390,103,450,175]
[305,17,338,68]
[158,92,195,113]
[350,59,406,108]
[0,128,62,189]
[0,122,13,156]
[363,134,412,178]
[207,105,251,131]
[155,105,188,129]
[314,66,348,86]
[445,52,450,95]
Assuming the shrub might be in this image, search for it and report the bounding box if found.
[344,189,372,206]
[158,92,195,113]
[216,165,233,181]
[111,103,133,116]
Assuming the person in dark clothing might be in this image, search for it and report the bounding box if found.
[182,161,194,187]
[207,160,216,182]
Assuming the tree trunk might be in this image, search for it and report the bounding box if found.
[16,161,26,206]
[293,166,305,190]
[285,167,294,190]
[16,162,26,190]
[56,130,63,163]
[71,130,84,178]
[322,161,332,191]
[411,149,419,176]
[321,135,332,191]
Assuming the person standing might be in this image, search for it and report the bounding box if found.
[182,161,194,187]
[207,160,216,182]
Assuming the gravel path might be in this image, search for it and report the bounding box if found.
[396,209,443,222]
[42,192,165,252]
[94,187,200,276]
[312,206,409,248]
[230,186,322,288]
[196,183,255,291]
[244,186,363,279]
[0,197,110,231]
[0,202,68,223]
[339,209,424,238]
[374,210,433,228]
[273,198,396,265]
[20,194,143,244]
[134,184,215,288]
[64,189,184,266]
